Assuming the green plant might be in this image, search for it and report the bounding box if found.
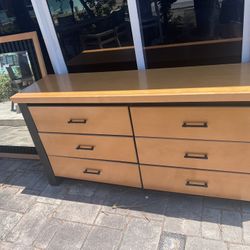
[81,0,117,17]
[0,74,15,102]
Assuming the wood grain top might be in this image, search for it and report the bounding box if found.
[11,63,250,104]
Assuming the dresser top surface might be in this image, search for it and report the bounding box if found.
[12,63,250,104]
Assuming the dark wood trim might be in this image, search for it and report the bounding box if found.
[128,106,144,189]
[0,145,37,154]
[0,153,39,160]
[27,102,250,107]
[19,104,60,185]
[67,38,241,73]
[0,145,38,160]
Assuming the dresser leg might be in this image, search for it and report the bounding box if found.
[19,104,60,186]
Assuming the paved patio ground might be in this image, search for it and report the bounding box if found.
[0,101,34,147]
[0,126,34,147]
[0,101,23,121]
[0,158,250,250]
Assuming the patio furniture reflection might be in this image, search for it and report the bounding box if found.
[0,10,17,35]
[139,0,164,45]
[84,8,128,49]
[7,65,34,112]
[56,16,83,59]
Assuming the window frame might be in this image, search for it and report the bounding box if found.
[31,0,250,74]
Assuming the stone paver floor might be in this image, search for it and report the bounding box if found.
[0,158,250,250]
[0,126,34,147]
[0,101,23,121]
[0,101,34,147]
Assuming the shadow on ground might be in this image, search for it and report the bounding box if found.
[0,157,248,227]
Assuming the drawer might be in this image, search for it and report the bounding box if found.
[40,133,137,163]
[141,165,250,201]
[30,106,132,136]
[131,107,250,141]
[50,156,141,188]
[136,138,250,173]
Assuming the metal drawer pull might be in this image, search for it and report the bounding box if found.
[186,180,208,188]
[182,121,208,128]
[68,119,87,124]
[83,168,101,175]
[184,152,208,160]
[76,145,95,151]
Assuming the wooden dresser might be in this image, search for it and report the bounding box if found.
[11,63,250,201]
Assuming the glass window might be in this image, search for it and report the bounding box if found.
[137,0,244,68]
[0,51,35,147]
[0,0,53,73]
[0,0,51,150]
[47,0,137,72]
[0,0,33,35]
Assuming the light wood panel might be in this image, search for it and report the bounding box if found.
[40,133,137,163]
[141,165,250,201]
[131,107,250,141]
[30,106,132,136]
[136,138,250,173]
[11,88,250,104]
[50,156,141,188]
[11,63,250,104]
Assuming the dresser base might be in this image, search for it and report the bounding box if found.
[19,104,60,186]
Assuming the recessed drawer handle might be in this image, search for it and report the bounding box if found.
[68,119,87,124]
[76,145,95,151]
[184,152,208,160]
[186,180,208,188]
[83,168,101,175]
[182,121,208,128]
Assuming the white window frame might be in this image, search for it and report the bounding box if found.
[32,0,250,74]
[242,0,250,63]
[31,0,68,74]
[127,0,146,70]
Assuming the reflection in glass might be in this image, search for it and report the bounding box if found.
[0,0,37,35]
[0,0,53,74]
[47,0,136,72]
[0,51,35,147]
[0,52,35,102]
[0,0,51,150]
[138,0,244,68]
